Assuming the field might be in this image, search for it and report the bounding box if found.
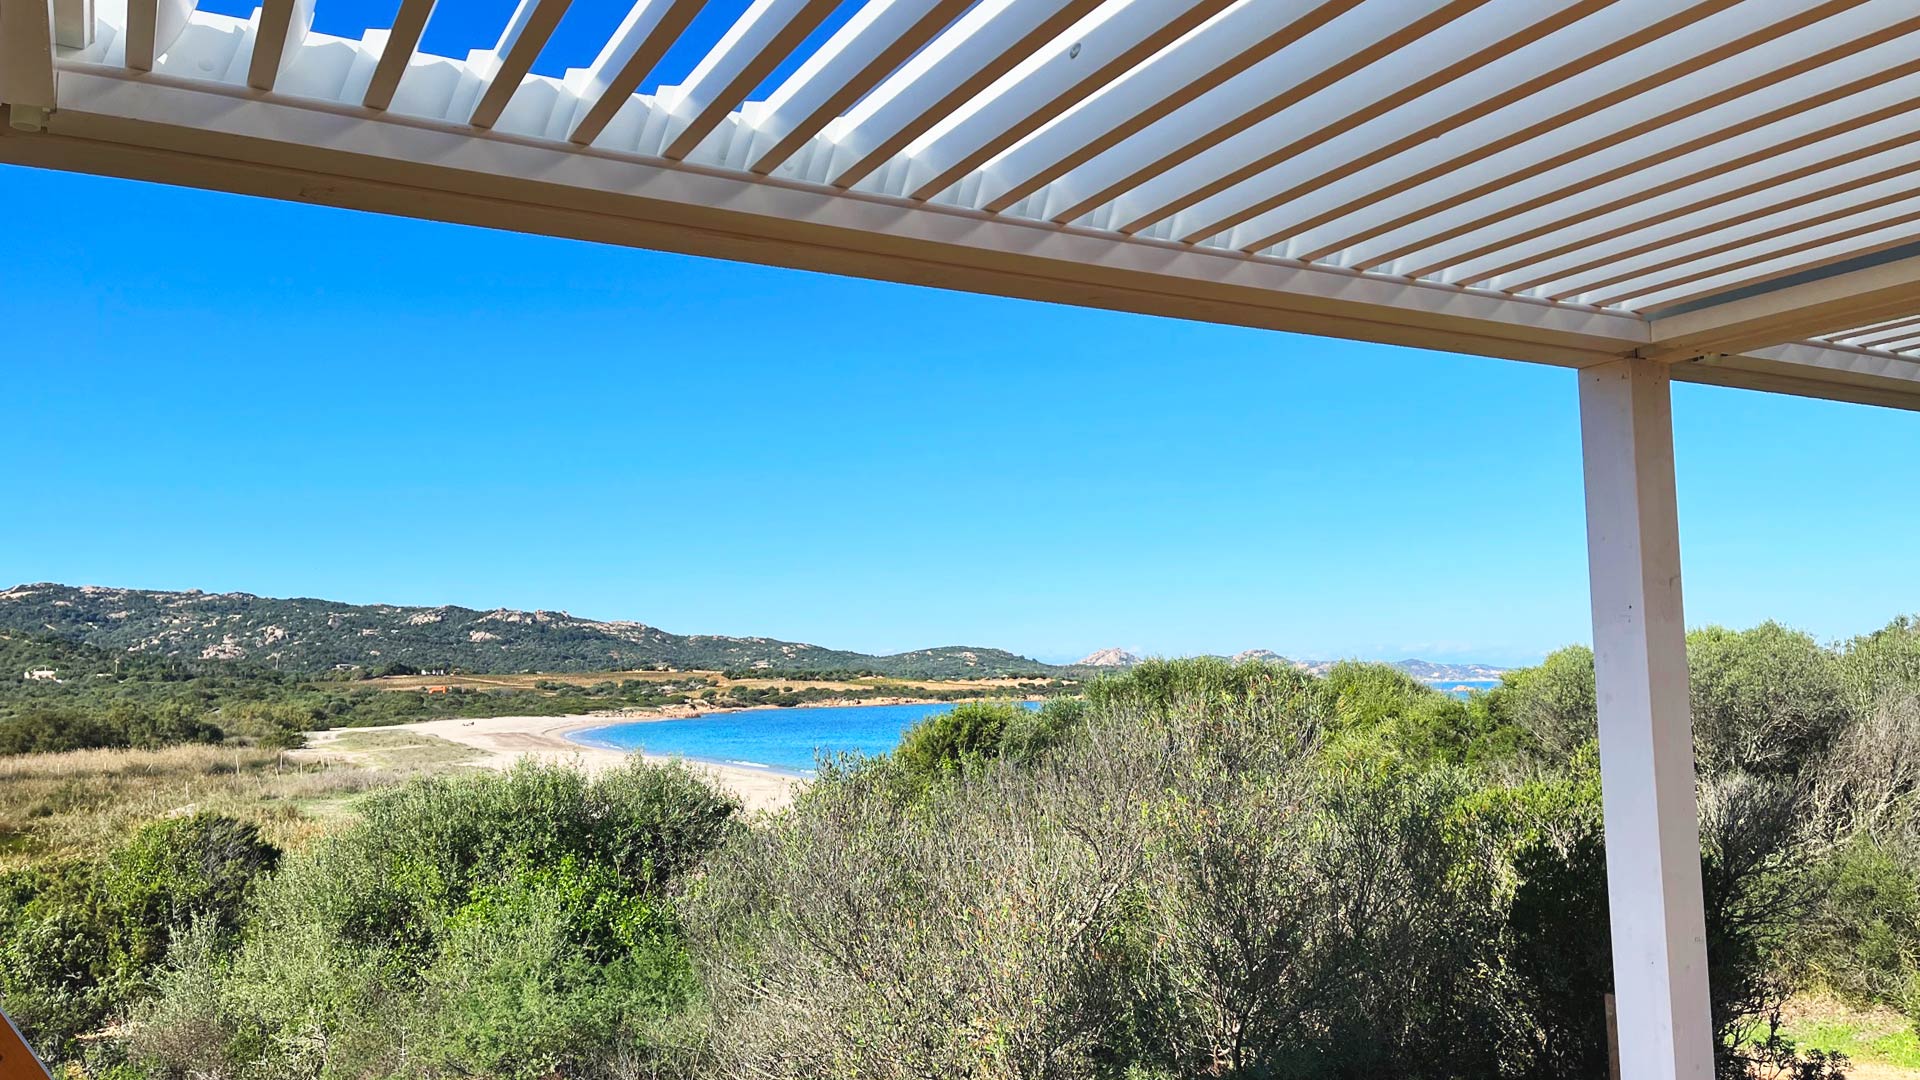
[0,740,458,870]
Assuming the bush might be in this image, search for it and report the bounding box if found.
[126,761,737,1080]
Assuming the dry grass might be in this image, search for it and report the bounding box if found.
[317,730,484,768]
[0,743,438,868]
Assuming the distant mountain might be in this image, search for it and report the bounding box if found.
[1076,644,1507,684]
[1383,659,1509,683]
[1232,649,1288,664]
[0,584,1058,679]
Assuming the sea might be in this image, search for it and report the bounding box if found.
[571,680,1503,777]
[569,701,1039,778]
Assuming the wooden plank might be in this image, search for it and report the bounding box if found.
[0,1008,54,1080]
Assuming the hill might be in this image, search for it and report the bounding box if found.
[0,584,1058,679]
[1075,643,1507,682]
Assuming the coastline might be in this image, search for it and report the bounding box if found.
[301,696,1043,814]
[302,710,803,813]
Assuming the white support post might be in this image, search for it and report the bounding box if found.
[1579,357,1715,1080]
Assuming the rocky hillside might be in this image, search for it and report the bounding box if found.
[1076,643,1507,683]
[0,584,1058,679]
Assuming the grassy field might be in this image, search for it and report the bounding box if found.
[1777,996,1920,1077]
[0,740,463,870]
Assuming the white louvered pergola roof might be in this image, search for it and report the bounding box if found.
[5,0,1920,409]
[4,5,1919,1080]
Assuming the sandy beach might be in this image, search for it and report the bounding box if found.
[301,711,803,813]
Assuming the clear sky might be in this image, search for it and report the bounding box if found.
[7,3,1920,667]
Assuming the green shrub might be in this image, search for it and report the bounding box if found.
[894,700,1030,780]
[125,760,736,1080]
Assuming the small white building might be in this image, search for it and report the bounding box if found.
[23,669,57,681]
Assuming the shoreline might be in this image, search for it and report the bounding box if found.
[301,696,1024,813]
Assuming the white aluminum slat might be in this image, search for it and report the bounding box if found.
[966,0,1362,214]
[1155,0,1650,245]
[1259,1,1918,268]
[654,0,840,161]
[362,0,435,109]
[1342,30,1920,280]
[744,0,972,175]
[469,0,572,129]
[1209,0,1875,259]
[1451,123,1920,292]
[823,0,1104,190]
[1029,0,1478,226]
[125,0,193,70]
[566,0,704,145]
[1521,172,1920,301]
[901,0,1236,202]
[247,0,312,91]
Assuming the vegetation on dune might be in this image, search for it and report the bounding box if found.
[8,615,1920,1076]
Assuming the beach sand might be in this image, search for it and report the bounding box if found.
[300,711,802,813]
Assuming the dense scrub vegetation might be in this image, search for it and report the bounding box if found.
[8,615,1920,1077]
[0,633,1071,757]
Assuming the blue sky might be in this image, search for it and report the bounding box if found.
[6,3,1920,666]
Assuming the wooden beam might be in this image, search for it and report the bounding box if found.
[124,0,193,72]
[1647,252,1920,358]
[362,0,435,110]
[566,0,704,146]
[246,0,311,92]
[468,0,572,130]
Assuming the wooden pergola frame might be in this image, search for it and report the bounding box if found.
[6,2,1920,1076]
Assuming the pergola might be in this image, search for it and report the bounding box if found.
[5,0,1919,1075]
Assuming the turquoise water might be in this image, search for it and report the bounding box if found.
[569,701,1038,778]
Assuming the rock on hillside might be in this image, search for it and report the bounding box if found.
[1076,648,1143,667]
[0,583,1058,679]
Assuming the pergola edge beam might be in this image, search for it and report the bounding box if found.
[10,66,1649,366]
[1648,252,1920,359]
